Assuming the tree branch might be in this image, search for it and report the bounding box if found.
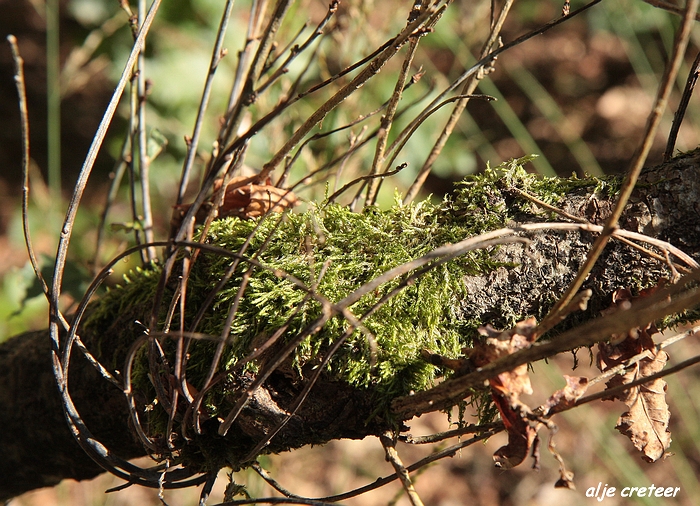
[3,150,700,501]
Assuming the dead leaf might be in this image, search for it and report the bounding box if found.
[464,318,541,469]
[491,394,538,469]
[466,317,537,399]
[170,176,299,234]
[612,349,671,462]
[597,284,671,462]
[216,176,299,219]
[427,318,580,473]
[544,375,589,415]
[555,470,576,490]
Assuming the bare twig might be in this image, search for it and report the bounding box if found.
[177,0,237,204]
[539,0,700,332]
[256,2,448,182]
[575,352,700,408]
[390,0,603,185]
[401,422,503,444]
[255,1,339,95]
[664,50,700,161]
[643,0,700,19]
[251,462,304,499]
[365,22,424,205]
[218,0,295,150]
[8,36,50,300]
[404,0,514,203]
[380,432,425,506]
[586,325,699,388]
[136,0,156,262]
[392,267,700,419]
[315,429,498,502]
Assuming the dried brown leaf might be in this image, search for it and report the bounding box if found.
[463,318,541,469]
[544,375,588,415]
[613,349,671,462]
[170,176,299,233]
[492,394,538,470]
[555,470,576,490]
[467,317,537,399]
[216,176,299,219]
[596,284,671,462]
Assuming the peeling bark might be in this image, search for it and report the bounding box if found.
[2,151,700,501]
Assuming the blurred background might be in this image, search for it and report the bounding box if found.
[2,0,700,504]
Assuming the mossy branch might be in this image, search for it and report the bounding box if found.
[3,152,700,500]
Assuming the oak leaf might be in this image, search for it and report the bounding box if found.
[611,349,671,462]
[170,176,299,234]
[214,176,299,219]
[597,285,671,462]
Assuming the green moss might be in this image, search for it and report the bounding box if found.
[188,196,498,400]
[88,157,629,426]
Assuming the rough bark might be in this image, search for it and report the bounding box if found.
[2,151,700,501]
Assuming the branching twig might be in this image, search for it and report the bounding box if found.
[404,0,514,203]
[177,0,237,205]
[393,267,700,418]
[540,0,700,330]
[256,2,448,182]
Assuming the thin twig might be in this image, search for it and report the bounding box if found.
[377,94,495,195]
[136,0,156,262]
[8,36,50,300]
[325,163,407,204]
[401,422,503,444]
[177,0,236,204]
[256,2,448,182]
[405,0,514,203]
[539,0,700,332]
[587,325,699,388]
[365,28,423,204]
[315,429,498,503]
[219,0,295,149]
[392,267,700,419]
[380,432,425,506]
[390,0,603,186]
[643,0,700,19]
[251,462,304,499]
[576,352,700,408]
[664,50,700,161]
[255,1,339,95]
[93,132,130,274]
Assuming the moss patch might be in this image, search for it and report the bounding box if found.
[87,158,627,424]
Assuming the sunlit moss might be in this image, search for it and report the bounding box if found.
[86,157,628,423]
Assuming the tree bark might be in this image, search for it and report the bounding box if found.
[2,151,700,501]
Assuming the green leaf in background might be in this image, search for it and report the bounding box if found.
[146,127,168,161]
